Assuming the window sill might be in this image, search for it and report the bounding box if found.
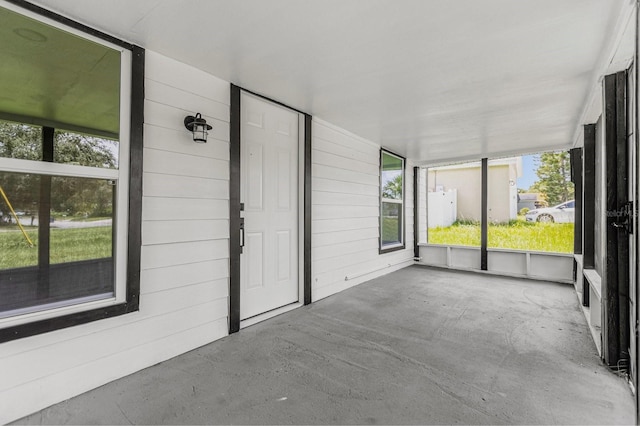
[0,300,139,343]
[379,244,406,254]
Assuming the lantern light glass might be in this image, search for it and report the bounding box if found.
[184,113,212,143]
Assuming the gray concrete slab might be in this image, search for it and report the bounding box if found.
[14,266,634,425]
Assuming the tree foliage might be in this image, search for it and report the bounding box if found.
[382,173,403,200]
[0,122,117,221]
[528,151,574,206]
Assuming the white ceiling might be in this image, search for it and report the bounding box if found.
[23,0,634,164]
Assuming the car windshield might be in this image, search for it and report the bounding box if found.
[555,200,574,209]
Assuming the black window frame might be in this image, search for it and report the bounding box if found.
[379,148,406,254]
[0,0,143,343]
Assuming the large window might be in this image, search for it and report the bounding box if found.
[420,151,575,254]
[425,161,481,247]
[487,152,574,253]
[380,149,405,253]
[0,4,141,340]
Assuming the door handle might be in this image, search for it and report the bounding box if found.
[239,217,245,253]
[612,219,632,234]
[612,201,634,234]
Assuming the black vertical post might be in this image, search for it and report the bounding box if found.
[583,124,596,307]
[413,166,420,259]
[583,124,596,269]
[37,127,54,300]
[229,84,241,333]
[481,158,488,270]
[126,45,145,311]
[635,7,639,421]
[570,148,583,255]
[303,114,312,305]
[604,73,621,367]
[616,70,630,366]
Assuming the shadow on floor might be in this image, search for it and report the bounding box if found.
[14,265,634,425]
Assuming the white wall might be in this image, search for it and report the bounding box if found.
[0,53,420,424]
[311,119,415,301]
[418,245,573,283]
[418,168,427,243]
[0,51,231,425]
[428,165,481,222]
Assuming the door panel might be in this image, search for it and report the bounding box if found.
[246,142,264,210]
[240,93,299,320]
[246,232,264,289]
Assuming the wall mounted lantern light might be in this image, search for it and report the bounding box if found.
[184,113,212,143]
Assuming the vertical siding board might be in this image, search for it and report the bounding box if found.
[304,114,313,305]
[228,84,241,333]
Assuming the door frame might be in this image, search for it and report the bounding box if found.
[229,84,312,333]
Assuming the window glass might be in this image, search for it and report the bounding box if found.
[49,176,114,263]
[487,152,574,253]
[54,130,118,169]
[0,171,39,268]
[426,161,481,246]
[0,172,114,316]
[380,151,404,250]
[0,5,127,328]
[0,120,42,161]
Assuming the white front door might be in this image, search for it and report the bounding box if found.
[240,92,299,320]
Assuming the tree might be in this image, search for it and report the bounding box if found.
[0,122,117,221]
[528,151,574,206]
[382,174,403,200]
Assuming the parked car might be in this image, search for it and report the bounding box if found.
[525,200,575,223]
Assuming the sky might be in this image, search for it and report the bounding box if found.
[517,154,539,190]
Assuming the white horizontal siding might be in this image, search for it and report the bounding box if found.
[1,51,424,424]
[143,148,229,180]
[144,172,229,200]
[144,124,230,160]
[311,118,415,302]
[1,316,227,426]
[142,219,229,245]
[313,191,378,207]
[142,197,228,221]
[141,259,229,295]
[0,50,231,425]
[312,227,379,248]
[141,240,228,269]
[313,177,379,196]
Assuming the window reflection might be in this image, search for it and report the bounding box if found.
[0,171,114,315]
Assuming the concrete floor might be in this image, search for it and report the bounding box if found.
[14,266,634,425]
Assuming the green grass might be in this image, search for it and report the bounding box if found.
[428,219,574,253]
[0,226,112,269]
[382,217,401,244]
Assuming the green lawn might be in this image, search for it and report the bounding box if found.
[382,217,401,243]
[428,219,574,253]
[0,226,112,269]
